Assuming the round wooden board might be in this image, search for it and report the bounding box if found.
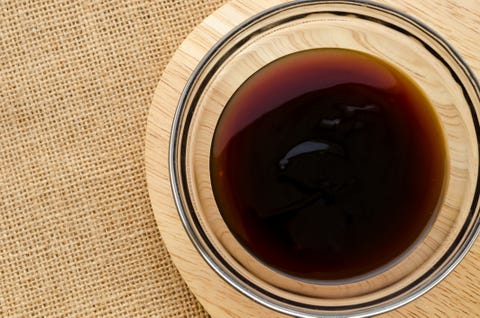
[145,0,480,316]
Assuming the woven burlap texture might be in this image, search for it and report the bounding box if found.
[0,1,229,316]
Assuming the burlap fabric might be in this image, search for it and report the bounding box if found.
[1,1,229,316]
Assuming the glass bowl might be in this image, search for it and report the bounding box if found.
[169,0,480,317]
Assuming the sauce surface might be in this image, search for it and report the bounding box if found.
[211,48,446,280]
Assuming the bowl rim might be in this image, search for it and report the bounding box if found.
[168,0,480,317]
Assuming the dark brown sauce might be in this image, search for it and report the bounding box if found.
[210,48,446,281]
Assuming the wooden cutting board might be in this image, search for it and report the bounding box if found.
[145,0,480,316]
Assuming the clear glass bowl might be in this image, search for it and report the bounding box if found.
[169,1,480,317]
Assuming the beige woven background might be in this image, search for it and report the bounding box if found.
[0,1,229,316]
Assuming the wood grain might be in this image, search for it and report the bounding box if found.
[145,0,480,316]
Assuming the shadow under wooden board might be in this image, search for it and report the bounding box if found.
[145,0,480,316]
